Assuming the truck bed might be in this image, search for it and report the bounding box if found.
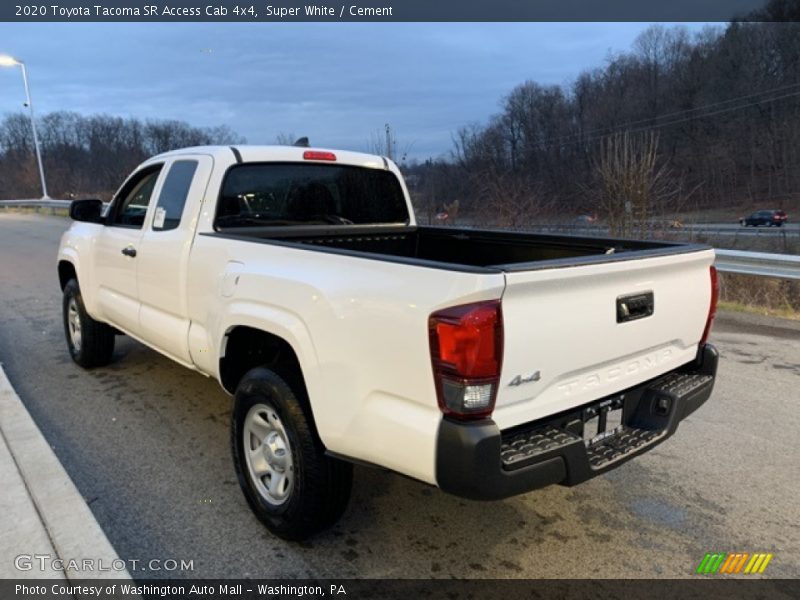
[210,225,706,272]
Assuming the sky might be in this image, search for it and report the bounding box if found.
[0,22,712,160]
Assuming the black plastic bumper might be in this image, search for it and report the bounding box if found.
[435,344,718,500]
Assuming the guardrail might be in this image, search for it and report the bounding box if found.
[3,199,799,280]
[714,249,800,280]
[0,199,71,209]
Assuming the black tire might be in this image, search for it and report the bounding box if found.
[62,279,115,368]
[231,367,352,540]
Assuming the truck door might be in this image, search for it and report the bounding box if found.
[135,155,213,364]
[93,164,164,333]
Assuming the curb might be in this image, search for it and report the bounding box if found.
[0,365,132,581]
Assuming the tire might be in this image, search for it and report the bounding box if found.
[231,367,352,540]
[62,279,115,368]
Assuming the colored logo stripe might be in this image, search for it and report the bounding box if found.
[719,553,749,573]
[697,553,726,573]
[745,553,773,574]
[697,552,773,575]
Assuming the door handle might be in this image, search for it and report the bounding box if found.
[121,246,137,258]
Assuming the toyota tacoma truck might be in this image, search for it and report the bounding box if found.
[57,145,719,540]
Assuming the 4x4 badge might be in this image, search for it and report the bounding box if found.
[508,371,541,387]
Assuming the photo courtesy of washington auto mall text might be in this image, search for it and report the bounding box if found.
[14,583,348,598]
[1,0,799,599]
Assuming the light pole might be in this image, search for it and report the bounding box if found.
[0,55,49,199]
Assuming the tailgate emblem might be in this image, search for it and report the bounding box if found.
[508,371,541,387]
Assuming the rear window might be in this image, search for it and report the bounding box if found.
[216,163,409,228]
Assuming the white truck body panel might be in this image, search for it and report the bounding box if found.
[186,234,504,483]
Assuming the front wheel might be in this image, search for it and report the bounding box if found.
[62,279,115,368]
[231,367,352,540]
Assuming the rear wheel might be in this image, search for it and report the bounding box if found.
[62,279,115,368]
[231,367,352,540]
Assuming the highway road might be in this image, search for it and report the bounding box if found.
[527,222,800,238]
[689,222,799,232]
[0,212,798,579]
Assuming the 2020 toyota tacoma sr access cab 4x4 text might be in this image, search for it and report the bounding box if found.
[58,145,719,540]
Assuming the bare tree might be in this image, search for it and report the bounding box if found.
[0,111,245,200]
[274,132,297,146]
[404,17,800,227]
[593,130,681,236]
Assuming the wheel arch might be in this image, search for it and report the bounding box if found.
[219,325,309,397]
[58,259,78,290]
[220,325,324,442]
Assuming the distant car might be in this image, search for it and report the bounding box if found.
[739,210,787,227]
[575,214,597,224]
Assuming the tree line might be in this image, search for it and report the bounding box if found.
[3,3,799,226]
[407,13,800,229]
[0,112,244,199]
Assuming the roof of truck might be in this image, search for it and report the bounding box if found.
[152,145,392,170]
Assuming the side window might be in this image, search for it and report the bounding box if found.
[152,160,199,231]
[110,166,162,228]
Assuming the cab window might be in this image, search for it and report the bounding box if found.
[110,166,163,228]
[152,160,198,231]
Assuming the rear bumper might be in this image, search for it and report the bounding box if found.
[435,343,718,500]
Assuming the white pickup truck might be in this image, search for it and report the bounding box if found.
[58,145,719,540]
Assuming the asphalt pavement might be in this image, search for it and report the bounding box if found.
[0,212,798,579]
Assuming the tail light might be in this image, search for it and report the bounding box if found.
[700,266,719,345]
[429,300,503,420]
[303,150,337,161]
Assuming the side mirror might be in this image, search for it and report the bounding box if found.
[69,199,104,223]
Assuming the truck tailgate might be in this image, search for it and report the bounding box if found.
[493,248,715,431]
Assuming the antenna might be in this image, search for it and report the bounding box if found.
[293,137,310,147]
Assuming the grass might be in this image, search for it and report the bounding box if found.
[718,272,800,321]
[719,300,800,321]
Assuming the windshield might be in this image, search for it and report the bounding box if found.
[216,162,409,228]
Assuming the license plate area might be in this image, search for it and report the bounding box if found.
[582,396,624,446]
